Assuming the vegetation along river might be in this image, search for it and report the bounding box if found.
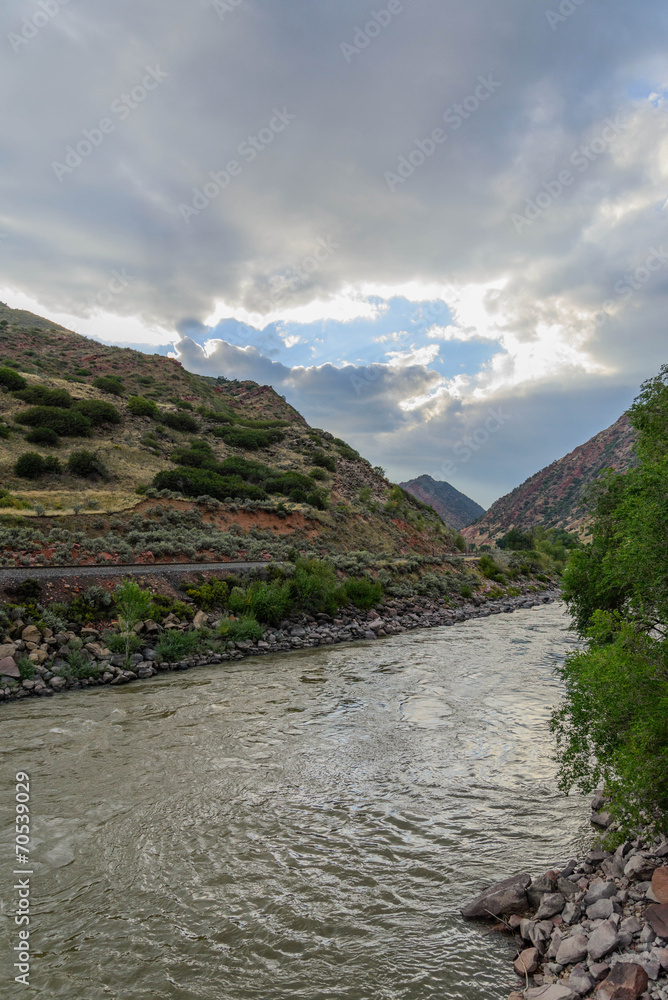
[0,601,591,1000]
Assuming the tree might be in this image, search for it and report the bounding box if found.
[128,395,158,417]
[553,365,668,836]
[0,366,26,391]
[114,580,153,666]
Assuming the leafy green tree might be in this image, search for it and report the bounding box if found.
[553,365,668,835]
[114,580,153,665]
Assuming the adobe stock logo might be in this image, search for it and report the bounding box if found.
[7,0,70,54]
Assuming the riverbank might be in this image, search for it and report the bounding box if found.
[462,800,668,1000]
[0,586,560,702]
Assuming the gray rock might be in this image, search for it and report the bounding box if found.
[558,878,580,898]
[562,902,582,925]
[588,961,611,981]
[529,873,558,908]
[524,984,576,1000]
[587,898,614,921]
[585,879,617,906]
[588,920,619,961]
[624,854,658,880]
[556,933,589,967]
[461,872,531,920]
[566,964,595,996]
[536,893,567,920]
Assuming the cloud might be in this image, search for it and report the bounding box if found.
[2,0,668,501]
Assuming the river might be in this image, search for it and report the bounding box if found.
[0,601,589,1000]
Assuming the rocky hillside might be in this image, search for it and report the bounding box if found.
[462,413,637,546]
[0,304,463,568]
[399,474,485,529]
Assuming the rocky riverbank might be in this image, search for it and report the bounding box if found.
[0,587,559,702]
[462,798,668,1000]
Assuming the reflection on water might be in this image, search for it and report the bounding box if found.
[0,602,588,1000]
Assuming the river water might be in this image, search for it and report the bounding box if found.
[0,601,589,1000]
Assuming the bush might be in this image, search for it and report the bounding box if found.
[343,577,383,609]
[14,386,72,407]
[0,367,26,391]
[311,450,336,472]
[228,580,291,626]
[153,467,267,502]
[16,656,35,681]
[93,376,124,395]
[14,452,61,479]
[26,427,60,446]
[478,554,505,583]
[292,558,343,615]
[15,406,92,436]
[103,631,144,655]
[67,586,114,624]
[156,629,208,661]
[334,440,360,461]
[217,616,265,642]
[114,580,153,664]
[13,579,42,602]
[67,450,108,479]
[460,585,473,599]
[184,578,229,610]
[309,467,328,480]
[212,426,285,450]
[73,399,121,425]
[160,412,199,433]
[62,648,99,680]
[128,396,158,417]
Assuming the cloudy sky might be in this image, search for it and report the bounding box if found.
[2,0,667,506]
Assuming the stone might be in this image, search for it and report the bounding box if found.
[21,625,41,644]
[0,656,19,679]
[529,874,559,908]
[597,962,648,1000]
[192,610,207,629]
[589,962,611,981]
[624,855,658,881]
[585,880,617,906]
[592,811,613,828]
[588,921,619,961]
[461,872,531,920]
[558,878,580,898]
[566,964,594,996]
[524,984,575,1000]
[587,898,614,921]
[562,902,582,925]
[645,904,668,939]
[651,867,668,905]
[556,933,589,966]
[620,916,643,936]
[536,893,567,920]
[0,642,17,660]
[514,947,540,977]
[49,677,66,690]
[652,947,668,970]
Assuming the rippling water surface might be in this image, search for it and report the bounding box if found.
[0,602,589,1000]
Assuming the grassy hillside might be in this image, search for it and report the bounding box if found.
[0,305,466,572]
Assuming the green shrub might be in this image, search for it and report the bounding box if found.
[73,399,121,425]
[93,376,124,396]
[334,439,360,461]
[15,406,92,436]
[128,396,158,417]
[343,577,383,609]
[309,467,328,481]
[156,629,207,661]
[153,467,267,502]
[103,631,144,655]
[454,534,467,552]
[26,427,60,446]
[67,585,114,624]
[114,580,153,664]
[292,558,343,615]
[460,585,473,599]
[170,445,216,469]
[14,452,61,479]
[74,368,92,376]
[16,656,35,681]
[67,450,108,479]
[0,367,27,391]
[229,580,291,625]
[217,616,264,642]
[160,412,199,433]
[184,578,229,610]
[478,554,505,583]
[13,579,42,602]
[62,648,99,680]
[311,450,336,472]
[213,426,284,449]
[14,386,72,407]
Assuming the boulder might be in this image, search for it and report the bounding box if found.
[651,866,668,904]
[596,962,648,1000]
[623,853,657,880]
[524,984,575,1000]
[644,903,668,939]
[584,880,617,906]
[514,946,540,977]
[556,933,589,966]
[0,656,19,679]
[528,873,559,908]
[21,625,41,644]
[0,642,17,660]
[558,878,580,898]
[192,611,207,630]
[587,920,618,961]
[535,893,566,920]
[461,872,531,920]
[586,898,614,921]
[565,964,594,997]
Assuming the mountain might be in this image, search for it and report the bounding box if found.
[0,303,466,568]
[399,475,485,530]
[462,413,637,546]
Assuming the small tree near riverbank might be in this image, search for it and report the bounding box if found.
[114,580,153,666]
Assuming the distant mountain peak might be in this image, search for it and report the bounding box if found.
[462,413,636,545]
[399,475,485,530]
